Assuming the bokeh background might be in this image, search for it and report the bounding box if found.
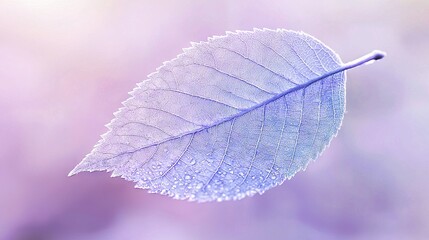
[1,0,428,239]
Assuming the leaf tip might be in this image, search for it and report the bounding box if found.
[68,158,91,177]
[68,167,79,177]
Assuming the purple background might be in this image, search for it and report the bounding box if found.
[1,1,428,239]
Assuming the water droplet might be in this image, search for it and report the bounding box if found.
[271,175,276,180]
[189,158,196,165]
[163,148,169,153]
[184,174,192,180]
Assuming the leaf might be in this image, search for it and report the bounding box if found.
[69,29,385,201]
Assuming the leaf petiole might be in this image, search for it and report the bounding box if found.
[342,50,386,71]
[298,50,385,90]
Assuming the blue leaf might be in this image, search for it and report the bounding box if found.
[69,29,385,201]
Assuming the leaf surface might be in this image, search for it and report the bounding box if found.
[69,29,384,201]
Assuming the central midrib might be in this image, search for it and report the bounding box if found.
[115,65,346,157]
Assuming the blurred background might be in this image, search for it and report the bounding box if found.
[1,0,428,239]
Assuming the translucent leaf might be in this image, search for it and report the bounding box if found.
[69,29,385,201]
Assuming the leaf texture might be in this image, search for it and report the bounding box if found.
[70,29,358,201]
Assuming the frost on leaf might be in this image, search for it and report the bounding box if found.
[69,29,384,202]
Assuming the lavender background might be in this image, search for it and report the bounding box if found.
[1,1,428,239]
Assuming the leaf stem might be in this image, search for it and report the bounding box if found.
[341,50,386,71]
[297,50,385,90]
[317,50,386,82]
